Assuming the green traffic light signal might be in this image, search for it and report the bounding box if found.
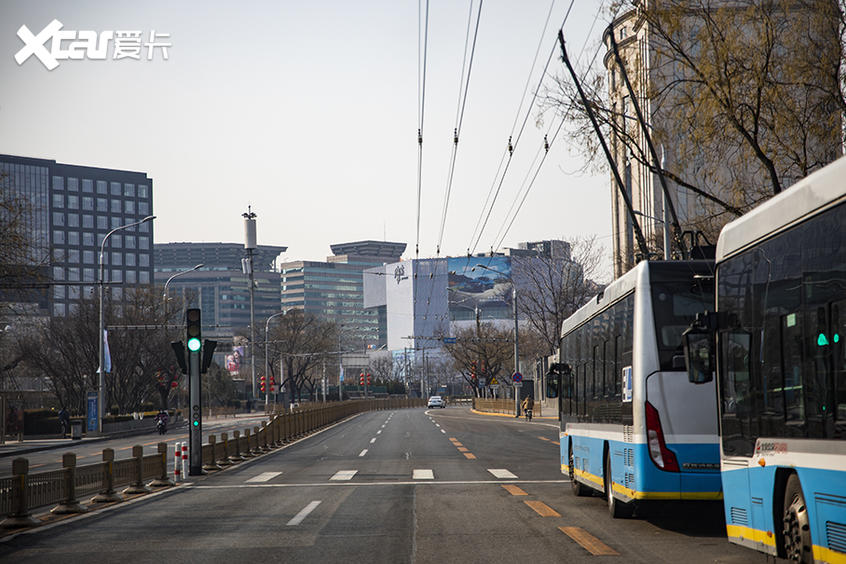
[187,337,201,352]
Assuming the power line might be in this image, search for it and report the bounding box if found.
[416,0,430,263]
[468,0,574,256]
[436,0,484,256]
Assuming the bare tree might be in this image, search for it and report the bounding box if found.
[442,323,514,397]
[549,0,844,244]
[265,310,335,402]
[513,238,606,356]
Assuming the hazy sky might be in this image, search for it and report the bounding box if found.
[1,1,614,278]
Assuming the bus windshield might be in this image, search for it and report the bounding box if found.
[652,280,714,371]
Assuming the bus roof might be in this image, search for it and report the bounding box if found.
[716,156,846,262]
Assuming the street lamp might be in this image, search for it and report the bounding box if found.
[98,215,155,434]
[265,311,286,409]
[474,264,520,414]
[163,263,205,307]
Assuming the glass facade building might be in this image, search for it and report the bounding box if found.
[0,154,154,316]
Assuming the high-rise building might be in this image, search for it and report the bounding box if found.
[153,242,286,338]
[280,240,406,349]
[0,154,154,317]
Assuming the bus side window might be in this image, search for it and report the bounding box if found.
[781,312,805,429]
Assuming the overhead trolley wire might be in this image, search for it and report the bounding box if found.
[468,0,573,257]
[416,0,430,264]
[436,0,484,257]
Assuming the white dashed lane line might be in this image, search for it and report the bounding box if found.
[370,437,377,444]
[286,501,321,526]
[330,470,358,481]
[358,449,368,457]
[413,469,434,480]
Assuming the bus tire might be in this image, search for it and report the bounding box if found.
[782,474,812,563]
[569,443,591,497]
[605,455,633,518]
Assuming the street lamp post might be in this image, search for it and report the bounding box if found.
[265,311,285,409]
[98,215,155,434]
[163,263,205,309]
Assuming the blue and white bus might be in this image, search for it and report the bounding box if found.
[548,260,720,518]
[685,157,846,562]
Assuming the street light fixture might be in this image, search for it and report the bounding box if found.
[98,215,155,434]
[163,263,205,303]
[265,311,286,409]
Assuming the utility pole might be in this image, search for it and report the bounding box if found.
[513,286,520,417]
[242,207,257,404]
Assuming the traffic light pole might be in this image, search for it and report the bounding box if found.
[188,344,202,475]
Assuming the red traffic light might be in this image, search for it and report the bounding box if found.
[170,381,178,388]
[366,374,372,385]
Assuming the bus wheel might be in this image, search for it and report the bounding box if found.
[569,444,591,497]
[782,474,812,563]
[605,455,633,518]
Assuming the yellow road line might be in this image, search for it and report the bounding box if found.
[558,526,619,556]
[524,500,560,517]
[462,452,476,460]
[449,437,459,442]
[457,446,469,452]
[502,485,527,496]
[537,436,550,442]
[551,441,560,445]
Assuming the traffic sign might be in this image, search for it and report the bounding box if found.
[442,337,456,344]
[512,372,523,382]
[489,377,499,386]
[514,382,522,388]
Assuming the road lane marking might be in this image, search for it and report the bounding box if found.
[192,479,569,489]
[358,449,368,457]
[413,469,434,480]
[463,452,476,460]
[377,430,382,434]
[552,441,560,445]
[286,501,321,526]
[435,424,440,427]
[538,436,551,442]
[502,485,527,496]
[370,437,377,444]
[246,472,282,483]
[330,470,357,481]
[558,526,619,555]
[525,500,560,517]
[440,429,446,433]
[488,469,518,479]
[457,447,470,452]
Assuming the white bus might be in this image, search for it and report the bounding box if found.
[549,260,719,518]
[685,157,846,562]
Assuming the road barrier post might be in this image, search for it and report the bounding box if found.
[172,442,181,482]
[92,448,123,503]
[217,433,232,466]
[230,430,244,462]
[0,458,38,528]
[149,442,173,487]
[52,453,88,515]
[123,445,151,494]
[202,436,222,472]
[242,428,255,457]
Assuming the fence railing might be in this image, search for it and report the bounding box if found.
[1,398,425,529]
[472,398,516,415]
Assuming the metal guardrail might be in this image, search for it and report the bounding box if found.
[473,398,516,415]
[0,398,426,529]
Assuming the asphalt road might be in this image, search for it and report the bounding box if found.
[0,407,772,563]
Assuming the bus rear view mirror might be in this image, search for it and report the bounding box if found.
[684,329,714,383]
[545,363,571,398]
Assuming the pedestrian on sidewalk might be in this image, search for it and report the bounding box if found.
[58,407,70,437]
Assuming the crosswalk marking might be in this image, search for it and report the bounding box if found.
[413,469,434,480]
[358,449,368,457]
[246,471,282,483]
[330,470,357,481]
[286,501,321,526]
[488,469,518,479]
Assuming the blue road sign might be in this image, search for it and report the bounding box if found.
[86,392,98,432]
[442,337,456,344]
[512,372,523,382]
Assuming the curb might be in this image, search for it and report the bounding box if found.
[469,408,558,420]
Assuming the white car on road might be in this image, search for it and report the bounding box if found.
[427,396,445,408]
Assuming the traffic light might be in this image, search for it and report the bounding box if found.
[186,309,201,353]
[366,373,372,386]
[359,373,365,386]
[201,339,217,373]
[269,375,276,393]
[260,375,266,392]
[192,404,200,428]
[171,341,187,374]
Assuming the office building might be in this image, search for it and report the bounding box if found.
[0,154,154,317]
